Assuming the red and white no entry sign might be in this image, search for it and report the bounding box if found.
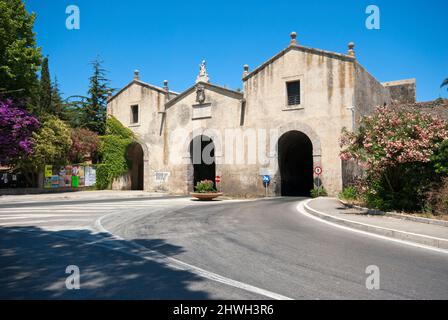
[215,176,221,183]
[314,166,323,175]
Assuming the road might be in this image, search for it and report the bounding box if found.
[0,196,447,299]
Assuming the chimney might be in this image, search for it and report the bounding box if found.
[289,32,297,46]
[348,42,355,57]
[163,80,171,101]
[134,70,140,80]
[243,64,249,77]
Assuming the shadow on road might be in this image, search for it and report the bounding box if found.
[0,226,210,299]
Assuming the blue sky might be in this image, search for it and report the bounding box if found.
[25,0,448,101]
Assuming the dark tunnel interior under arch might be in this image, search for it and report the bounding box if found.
[278,131,314,197]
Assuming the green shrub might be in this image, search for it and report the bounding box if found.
[194,180,216,193]
[363,163,434,211]
[425,177,448,216]
[96,116,135,189]
[106,116,135,138]
[432,140,448,175]
[340,106,448,213]
[310,187,327,198]
[96,164,113,190]
[339,186,358,200]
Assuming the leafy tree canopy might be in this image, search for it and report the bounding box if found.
[0,0,41,101]
[69,128,100,163]
[23,116,72,170]
[82,57,114,135]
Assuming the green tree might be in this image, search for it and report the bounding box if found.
[69,128,100,164]
[0,0,41,101]
[51,77,65,118]
[82,58,113,134]
[15,116,72,186]
[441,78,448,91]
[39,56,51,114]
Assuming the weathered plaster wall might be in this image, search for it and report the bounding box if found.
[160,86,244,194]
[107,46,401,198]
[354,63,391,124]
[242,47,355,196]
[107,81,168,191]
[382,79,416,105]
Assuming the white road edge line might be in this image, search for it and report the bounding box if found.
[297,199,448,255]
[94,212,292,300]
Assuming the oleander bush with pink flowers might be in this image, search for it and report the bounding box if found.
[340,106,448,213]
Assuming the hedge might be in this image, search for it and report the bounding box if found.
[96,116,135,189]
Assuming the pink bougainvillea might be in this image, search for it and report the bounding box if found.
[69,127,100,163]
[340,106,448,173]
[0,99,40,165]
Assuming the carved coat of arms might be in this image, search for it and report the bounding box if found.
[196,84,206,104]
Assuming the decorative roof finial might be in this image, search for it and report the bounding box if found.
[243,64,249,77]
[134,70,140,80]
[290,32,297,46]
[196,60,210,83]
[348,42,355,57]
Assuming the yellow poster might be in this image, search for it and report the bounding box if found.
[45,165,53,178]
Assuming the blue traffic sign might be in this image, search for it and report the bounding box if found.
[262,175,271,183]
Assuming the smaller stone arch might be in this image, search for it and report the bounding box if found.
[133,136,150,162]
[188,134,216,190]
[127,142,144,190]
[276,121,322,157]
[126,137,149,191]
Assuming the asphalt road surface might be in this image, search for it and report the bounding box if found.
[1,196,447,299]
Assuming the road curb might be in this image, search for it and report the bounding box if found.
[303,199,448,250]
[339,199,448,228]
[0,194,177,208]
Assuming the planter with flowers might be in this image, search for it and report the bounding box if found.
[190,179,223,201]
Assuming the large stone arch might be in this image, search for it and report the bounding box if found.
[272,122,322,196]
[275,122,322,157]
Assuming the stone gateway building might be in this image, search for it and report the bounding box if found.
[107,32,416,197]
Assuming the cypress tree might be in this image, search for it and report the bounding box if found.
[39,56,51,114]
[83,57,113,135]
[51,76,64,118]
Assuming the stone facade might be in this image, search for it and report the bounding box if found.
[382,79,416,105]
[107,33,416,197]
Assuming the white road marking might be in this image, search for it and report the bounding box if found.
[94,211,292,300]
[297,199,448,255]
[0,218,93,226]
[0,214,88,219]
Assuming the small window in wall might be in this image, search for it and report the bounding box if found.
[286,81,301,106]
[131,105,139,124]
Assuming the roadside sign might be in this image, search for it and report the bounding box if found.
[262,175,270,197]
[314,166,323,175]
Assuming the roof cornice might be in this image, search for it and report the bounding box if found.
[165,81,243,109]
[242,45,356,82]
[107,79,178,103]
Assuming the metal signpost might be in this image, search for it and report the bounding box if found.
[314,166,323,197]
[215,175,221,191]
[262,175,270,197]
